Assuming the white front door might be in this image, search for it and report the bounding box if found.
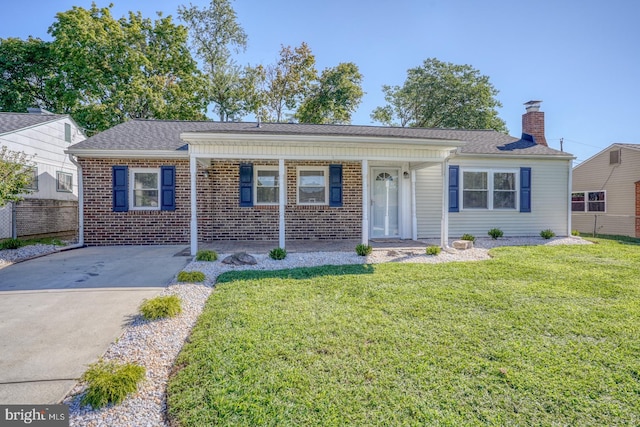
[371,168,400,238]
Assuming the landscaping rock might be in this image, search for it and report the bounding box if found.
[452,240,473,250]
[222,252,257,265]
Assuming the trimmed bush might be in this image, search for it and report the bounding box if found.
[195,249,218,262]
[355,244,373,256]
[488,228,504,240]
[540,229,556,239]
[140,295,182,320]
[0,238,24,250]
[426,245,441,255]
[571,229,580,236]
[177,271,205,283]
[81,361,145,408]
[460,233,476,242]
[269,247,287,260]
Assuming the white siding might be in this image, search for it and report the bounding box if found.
[0,117,85,201]
[572,146,640,237]
[415,164,444,237]
[415,157,571,238]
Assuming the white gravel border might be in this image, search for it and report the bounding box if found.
[55,236,590,426]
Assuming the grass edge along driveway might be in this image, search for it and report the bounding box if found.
[168,239,640,426]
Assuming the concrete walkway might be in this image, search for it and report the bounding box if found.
[0,245,190,404]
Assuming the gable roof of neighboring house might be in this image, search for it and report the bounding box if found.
[67,119,572,158]
[0,112,70,136]
[574,143,640,170]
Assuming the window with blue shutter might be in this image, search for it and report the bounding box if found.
[448,165,459,212]
[112,166,128,212]
[520,167,532,212]
[160,166,176,211]
[329,164,343,207]
[239,163,253,207]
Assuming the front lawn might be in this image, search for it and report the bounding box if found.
[168,239,640,426]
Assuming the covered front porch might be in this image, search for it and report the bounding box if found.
[182,128,464,256]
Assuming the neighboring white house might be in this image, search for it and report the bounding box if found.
[572,143,640,238]
[0,109,85,238]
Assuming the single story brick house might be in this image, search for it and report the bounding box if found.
[66,101,574,255]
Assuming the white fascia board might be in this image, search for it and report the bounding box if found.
[64,149,189,159]
[455,152,575,161]
[189,152,450,162]
[181,131,466,150]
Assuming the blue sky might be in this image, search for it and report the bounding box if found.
[1,0,639,164]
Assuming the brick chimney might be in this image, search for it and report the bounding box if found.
[522,100,547,146]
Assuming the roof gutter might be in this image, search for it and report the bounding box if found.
[64,149,189,159]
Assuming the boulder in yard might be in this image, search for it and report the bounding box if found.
[222,252,257,265]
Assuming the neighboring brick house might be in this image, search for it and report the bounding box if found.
[67,101,574,255]
[572,143,640,237]
[0,109,85,238]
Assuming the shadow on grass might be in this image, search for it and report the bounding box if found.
[216,263,376,284]
[587,234,640,246]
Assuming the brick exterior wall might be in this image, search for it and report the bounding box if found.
[80,158,191,245]
[636,181,640,238]
[16,199,78,238]
[80,158,363,245]
[203,160,362,241]
[522,110,547,146]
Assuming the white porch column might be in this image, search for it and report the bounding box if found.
[189,155,198,256]
[279,158,286,248]
[440,160,449,248]
[362,159,369,245]
[411,169,418,240]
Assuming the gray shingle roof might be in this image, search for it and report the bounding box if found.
[68,119,571,157]
[0,112,68,135]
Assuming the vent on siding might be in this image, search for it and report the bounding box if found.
[609,149,621,165]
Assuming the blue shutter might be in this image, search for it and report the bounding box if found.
[112,166,128,212]
[239,163,253,207]
[329,164,343,207]
[448,165,459,212]
[520,167,532,212]
[160,166,176,211]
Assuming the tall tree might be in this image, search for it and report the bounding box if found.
[0,37,70,114]
[295,62,364,124]
[262,42,316,122]
[0,146,34,206]
[47,4,207,133]
[371,58,507,132]
[178,0,248,121]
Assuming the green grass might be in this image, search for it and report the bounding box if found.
[0,236,65,250]
[167,240,640,426]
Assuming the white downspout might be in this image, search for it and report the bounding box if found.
[279,159,286,248]
[411,170,417,240]
[67,154,84,247]
[361,159,369,245]
[189,155,198,256]
[567,159,573,237]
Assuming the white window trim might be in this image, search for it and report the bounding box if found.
[297,166,329,205]
[572,190,606,213]
[56,171,73,193]
[129,168,160,211]
[461,168,519,211]
[254,166,280,206]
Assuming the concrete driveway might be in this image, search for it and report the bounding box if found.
[0,245,190,404]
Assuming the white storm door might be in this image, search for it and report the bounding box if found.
[371,168,400,238]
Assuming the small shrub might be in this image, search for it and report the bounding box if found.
[195,249,218,261]
[488,228,503,240]
[177,270,205,282]
[81,361,145,408]
[355,243,373,256]
[571,229,580,236]
[139,295,182,320]
[460,233,476,242]
[269,247,287,260]
[0,238,24,250]
[540,229,556,239]
[426,245,441,255]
